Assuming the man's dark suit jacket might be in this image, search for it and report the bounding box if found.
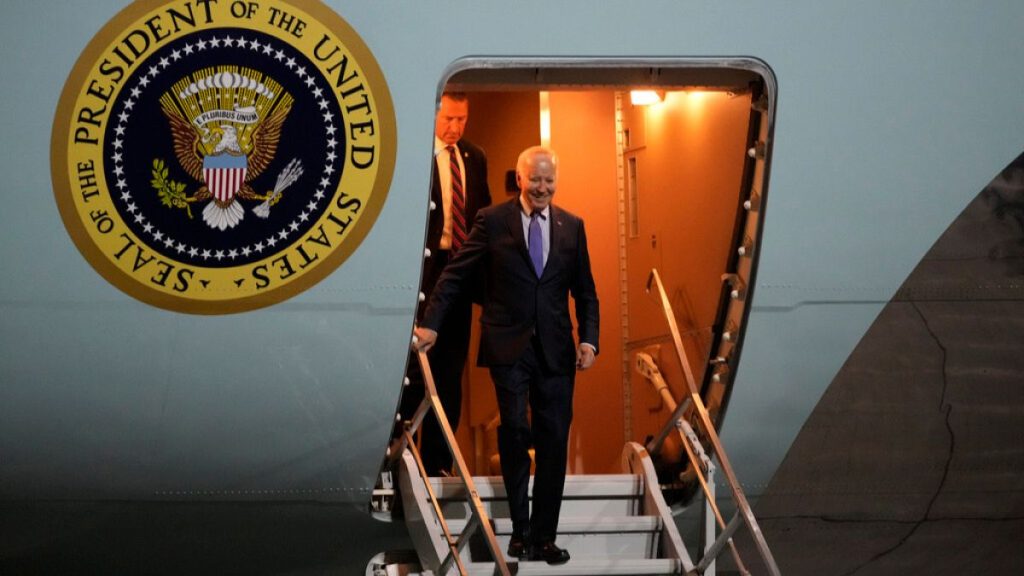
[420,139,491,299]
[421,198,599,374]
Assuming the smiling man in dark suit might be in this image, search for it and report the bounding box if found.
[415,146,599,565]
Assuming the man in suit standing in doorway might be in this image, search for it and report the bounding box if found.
[414,146,599,565]
[400,92,491,477]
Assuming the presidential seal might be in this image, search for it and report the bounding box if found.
[52,0,395,314]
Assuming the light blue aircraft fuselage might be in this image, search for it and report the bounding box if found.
[1,1,1021,514]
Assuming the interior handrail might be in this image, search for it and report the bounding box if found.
[646,268,781,576]
[388,349,512,576]
[638,352,693,461]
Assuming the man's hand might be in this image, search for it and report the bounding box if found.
[413,326,438,352]
[576,344,596,370]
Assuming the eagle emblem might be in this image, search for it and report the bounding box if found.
[154,67,303,230]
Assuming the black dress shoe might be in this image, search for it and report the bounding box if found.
[506,534,529,559]
[529,541,570,565]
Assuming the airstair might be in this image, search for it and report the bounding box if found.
[373,269,780,575]
[397,442,689,575]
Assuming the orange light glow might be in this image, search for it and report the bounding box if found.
[630,90,664,106]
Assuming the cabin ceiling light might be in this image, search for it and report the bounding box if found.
[630,90,664,106]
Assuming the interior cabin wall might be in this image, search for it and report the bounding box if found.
[463,92,541,205]
[623,91,753,451]
[547,91,623,474]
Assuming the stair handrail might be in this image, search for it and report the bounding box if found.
[636,352,749,574]
[646,268,782,576]
[622,442,696,574]
[388,349,512,576]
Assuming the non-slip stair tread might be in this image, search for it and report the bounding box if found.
[428,474,644,500]
[444,515,662,535]
[464,557,682,575]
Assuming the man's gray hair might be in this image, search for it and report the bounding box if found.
[516,146,558,176]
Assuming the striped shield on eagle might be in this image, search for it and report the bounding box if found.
[203,152,248,203]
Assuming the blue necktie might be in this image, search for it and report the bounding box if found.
[529,212,543,277]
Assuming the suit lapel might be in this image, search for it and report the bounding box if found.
[504,200,534,273]
[541,205,563,280]
[505,200,567,280]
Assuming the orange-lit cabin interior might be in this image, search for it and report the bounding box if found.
[427,64,767,478]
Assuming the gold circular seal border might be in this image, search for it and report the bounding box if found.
[51,0,396,314]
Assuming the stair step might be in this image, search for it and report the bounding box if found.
[442,516,663,561]
[428,474,643,500]
[447,516,662,535]
[465,558,683,575]
[427,474,644,518]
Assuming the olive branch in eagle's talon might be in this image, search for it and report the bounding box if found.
[151,158,194,219]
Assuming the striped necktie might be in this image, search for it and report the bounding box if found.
[447,145,466,251]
